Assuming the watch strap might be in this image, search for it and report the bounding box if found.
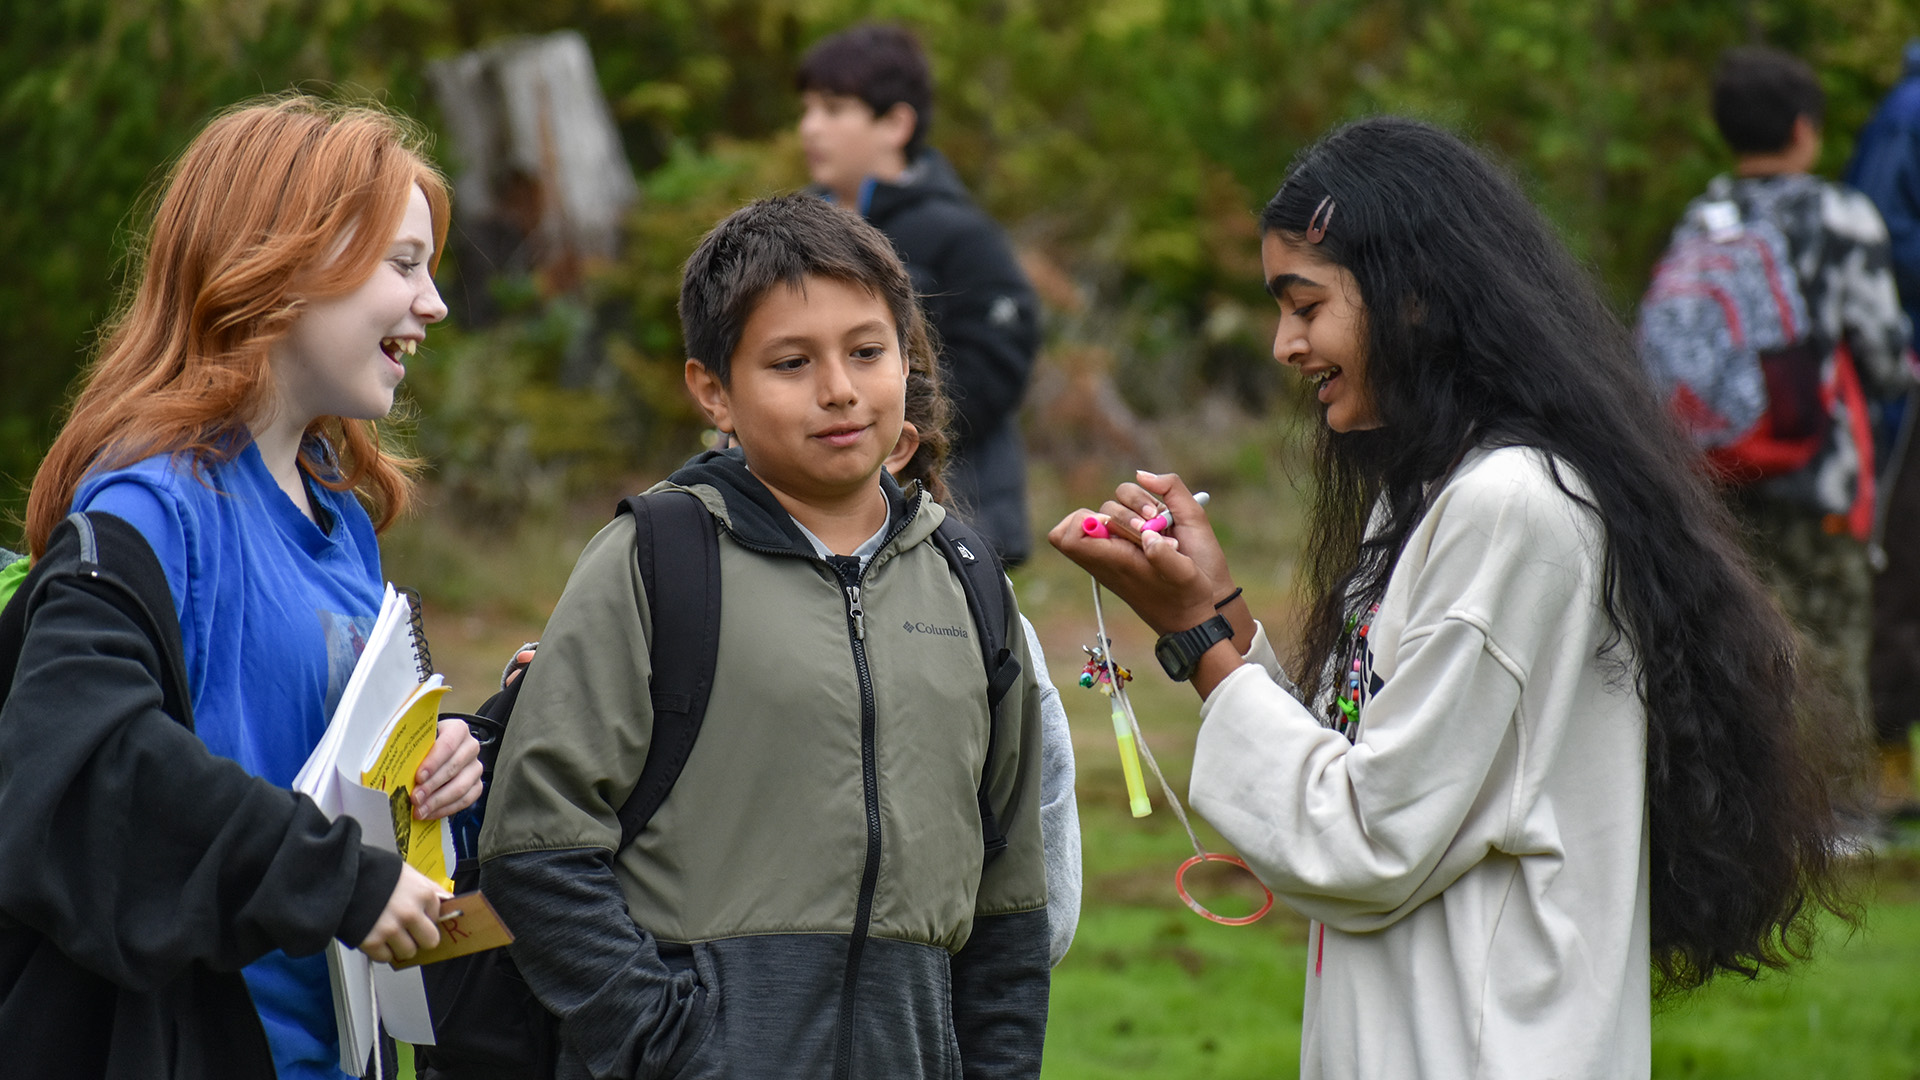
[1155,614,1234,682]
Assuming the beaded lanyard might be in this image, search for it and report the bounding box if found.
[1082,579,1274,925]
[1327,602,1379,743]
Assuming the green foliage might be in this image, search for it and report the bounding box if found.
[398,303,625,523]
[1649,891,1920,1078]
[6,0,1920,538]
[1043,907,1308,1078]
[0,0,444,539]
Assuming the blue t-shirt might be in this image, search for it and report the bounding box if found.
[74,440,385,1080]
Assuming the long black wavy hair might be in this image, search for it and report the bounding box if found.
[1266,116,1850,992]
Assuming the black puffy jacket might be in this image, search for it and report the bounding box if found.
[857,150,1042,565]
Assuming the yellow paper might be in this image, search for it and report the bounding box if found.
[361,682,452,890]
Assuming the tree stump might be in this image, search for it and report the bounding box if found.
[428,30,638,324]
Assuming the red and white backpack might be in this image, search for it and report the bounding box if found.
[1638,197,1875,537]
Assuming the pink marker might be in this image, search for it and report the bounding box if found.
[1081,516,1111,539]
[1142,491,1207,533]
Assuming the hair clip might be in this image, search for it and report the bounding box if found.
[1306,196,1335,244]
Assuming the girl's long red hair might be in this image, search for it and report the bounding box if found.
[26,95,450,557]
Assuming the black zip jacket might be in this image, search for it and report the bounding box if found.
[857,150,1042,564]
[0,511,403,1080]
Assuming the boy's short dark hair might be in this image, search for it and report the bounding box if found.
[1712,46,1826,155]
[679,193,931,386]
[795,24,933,156]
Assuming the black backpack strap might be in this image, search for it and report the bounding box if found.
[421,499,720,1079]
[613,490,722,852]
[929,515,1021,859]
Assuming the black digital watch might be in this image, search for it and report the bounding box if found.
[1153,614,1235,682]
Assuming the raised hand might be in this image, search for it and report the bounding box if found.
[1049,470,1226,638]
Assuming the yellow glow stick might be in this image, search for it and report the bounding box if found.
[1106,687,1153,817]
[1086,574,1274,924]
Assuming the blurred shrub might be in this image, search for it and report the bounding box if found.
[0,0,470,541]
[400,300,614,523]
[6,0,1919,541]
[397,130,810,522]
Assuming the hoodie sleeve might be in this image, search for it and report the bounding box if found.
[950,592,1049,1080]
[478,518,707,1079]
[1826,185,1916,398]
[0,528,400,992]
[1189,456,1598,932]
[1021,615,1081,968]
[1190,621,1523,931]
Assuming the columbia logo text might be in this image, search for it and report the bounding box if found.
[901,620,970,638]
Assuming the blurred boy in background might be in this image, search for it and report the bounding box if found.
[797,23,1042,566]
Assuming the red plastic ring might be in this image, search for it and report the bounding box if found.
[1175,853,1275,925]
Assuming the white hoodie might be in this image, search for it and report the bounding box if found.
[1193,445,1650,1079]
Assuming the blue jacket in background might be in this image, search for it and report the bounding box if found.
[1848,41,1920,330]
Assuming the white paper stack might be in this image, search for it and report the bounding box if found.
[293,584,443,1074]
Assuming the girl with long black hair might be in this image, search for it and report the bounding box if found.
[1052,116,1849,1079]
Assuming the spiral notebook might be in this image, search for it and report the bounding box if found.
[293,584,447,1073]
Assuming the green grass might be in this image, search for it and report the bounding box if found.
[1048,760,1920,1079]
[1043,906,1307,1079]
[1648,864,1920,1080]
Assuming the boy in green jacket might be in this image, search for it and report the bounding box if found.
[479,194,1049,1080]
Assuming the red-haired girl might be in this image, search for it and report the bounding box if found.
[1,96,482,1079]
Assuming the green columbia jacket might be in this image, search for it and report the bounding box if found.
[479,451,1049,1080]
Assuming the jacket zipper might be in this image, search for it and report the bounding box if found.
[829,552,882,1080]
[715,498,922,1080]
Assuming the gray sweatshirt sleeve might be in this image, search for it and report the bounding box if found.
[1022,615,1082,967]
[481,850,710,1080]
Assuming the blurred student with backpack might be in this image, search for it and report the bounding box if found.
[797,23,1042,566]
[477,195,1049,1080]
[1640,47,1912,791]
[1846,41,1920,816]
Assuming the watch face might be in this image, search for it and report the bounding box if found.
[1156,615,1231,682]
[1156,633,1193,680]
